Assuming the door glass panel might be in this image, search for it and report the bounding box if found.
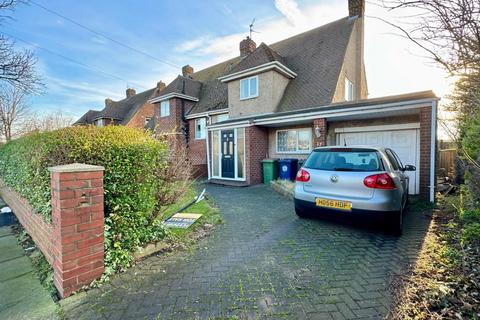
[237,128,244,178]
[212,131,219,176]
[229,141,233,155]
[223,142,228,155]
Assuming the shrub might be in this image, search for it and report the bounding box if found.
[0,126,183,273]
[461,223,480,246]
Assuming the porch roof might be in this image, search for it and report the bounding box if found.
[207,90,439,130]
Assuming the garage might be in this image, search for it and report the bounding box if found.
[335,124,420,194]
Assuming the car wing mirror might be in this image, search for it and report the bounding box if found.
[403,164,416,171]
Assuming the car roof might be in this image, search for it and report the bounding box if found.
[312,145,387,152]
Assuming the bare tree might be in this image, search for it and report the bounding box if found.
[0,0,41,92]
[20,110,74,134]
[0,85,29,141]
[378,0,480,75]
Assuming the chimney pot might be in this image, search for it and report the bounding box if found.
[126,88,136,98]
[182,65,194,77]
[240,36,256,57]
[348,0,365,17]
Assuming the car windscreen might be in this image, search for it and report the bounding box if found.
[304,148,382,172]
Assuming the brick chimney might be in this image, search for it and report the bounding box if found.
[349,0,365,17]
[105,98,113,107]
[157,81,166,92]
[182,65,193,77]
[240,36,256,57]
[126,88,136,98]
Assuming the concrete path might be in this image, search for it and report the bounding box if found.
[0,225,58,320]
[61,184,431,319]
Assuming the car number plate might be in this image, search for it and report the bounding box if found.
[315,198,352,211]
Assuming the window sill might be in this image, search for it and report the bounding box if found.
[239,95,258,101]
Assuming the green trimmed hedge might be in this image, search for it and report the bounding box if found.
[0,126,170,274]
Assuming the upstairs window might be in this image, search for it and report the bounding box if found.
[195,118,206,139]
[95,119,104,127]
[240,76,258,100]
[345,77,354,101]
[160,100,170,117]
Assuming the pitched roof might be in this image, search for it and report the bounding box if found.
[187,16,356,115]
[76,88,157,125]
[159,75,202,99]
[74,110,100,125]
[227,43,289,75]
[187,57,241,115]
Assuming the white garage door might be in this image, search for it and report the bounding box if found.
[337,128,420,194]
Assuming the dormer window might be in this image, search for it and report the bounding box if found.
[240,76,258,100]
[345,77,354,101]
[160,100,170,117]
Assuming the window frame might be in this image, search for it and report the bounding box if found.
[345,77,354,101]
[195,118,206,140]
[160,100,170,117]
[239,76,259,100]
[276,128,312,154]
[385,149,401,171]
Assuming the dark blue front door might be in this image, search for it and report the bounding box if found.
[221,130,235,178]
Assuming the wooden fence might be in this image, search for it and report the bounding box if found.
[438,148,457,178]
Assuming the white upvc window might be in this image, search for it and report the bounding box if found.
[195,118,206,139]
[96,118,104,127]
[240,76,258,100]
[160,100,170,117]
[276,128,312,154]
[144,117,152,126]
[345,77,354,101]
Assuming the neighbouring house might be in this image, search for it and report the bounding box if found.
[76,0,438,201]
[75,83,166,128]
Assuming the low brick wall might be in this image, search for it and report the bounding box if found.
[0,163,105,298]
[0,180,55,264]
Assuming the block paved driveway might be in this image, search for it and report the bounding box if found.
[62,184,431,320]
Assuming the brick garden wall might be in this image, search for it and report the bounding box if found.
[0,164,105,298]
[0,180,55,264]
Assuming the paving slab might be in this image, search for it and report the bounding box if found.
[61,184,431,319]
[0,226,58,320]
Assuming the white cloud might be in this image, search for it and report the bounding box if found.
[274,0,304,26]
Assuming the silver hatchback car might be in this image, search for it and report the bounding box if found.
[294,146,416,234]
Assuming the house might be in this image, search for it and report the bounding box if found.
[76,0,438,201]
[75,83,167,128]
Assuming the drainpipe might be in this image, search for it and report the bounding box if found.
[206,115,211,179]
[430,100,437,202]
[181,79,189,146]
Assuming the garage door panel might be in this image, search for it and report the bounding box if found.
[337,129,419,195]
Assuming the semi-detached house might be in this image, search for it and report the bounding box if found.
[76,0,438,201]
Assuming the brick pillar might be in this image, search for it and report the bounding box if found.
[49,163,105,298]
[419,107,433,200]
[313,118,327,147]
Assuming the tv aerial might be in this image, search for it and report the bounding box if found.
[249,18,260,39]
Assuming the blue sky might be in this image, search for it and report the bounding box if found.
[4,0,451,121]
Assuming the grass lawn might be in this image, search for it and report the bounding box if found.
[157,184,222,242]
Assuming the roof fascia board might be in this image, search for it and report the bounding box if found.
[185,109,228,119]
[148,92,199,103]
[218,61,297,82]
